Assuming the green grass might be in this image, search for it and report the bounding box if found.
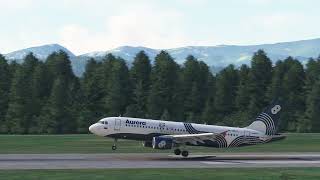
[0,168,320,180]
[0,133,319,154]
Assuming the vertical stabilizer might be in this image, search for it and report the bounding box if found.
[246,101,282,136]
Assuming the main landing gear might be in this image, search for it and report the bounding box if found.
[112,138,117,150]
[174,149,189,157]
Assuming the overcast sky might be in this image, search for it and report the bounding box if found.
[0,0,320,55]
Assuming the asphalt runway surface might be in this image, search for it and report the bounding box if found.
[1,153,320,169]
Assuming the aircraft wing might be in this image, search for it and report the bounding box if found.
[161,132,224,146]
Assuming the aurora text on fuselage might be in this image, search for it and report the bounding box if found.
[126,120,146,126]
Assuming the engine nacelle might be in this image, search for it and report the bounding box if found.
[142,141,153,148]
[152,136,173,149]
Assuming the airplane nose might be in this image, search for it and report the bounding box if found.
[89,123,105,136]
[89,124,94,133]
[89,124,98,134]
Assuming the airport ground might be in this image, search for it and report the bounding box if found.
[0,168,320,180]
[0,133,319,179]
[0,133,319,153]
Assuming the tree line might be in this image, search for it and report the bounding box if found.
[0,50,319,134]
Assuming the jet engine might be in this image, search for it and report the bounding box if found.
[152,136,173,149]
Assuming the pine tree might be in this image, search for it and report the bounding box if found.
[300,56,320,132]
[201,74,216,124]
[182,56,201,120]
[304,80,320,132]
[161,109,170,121]
[235,64,250,111]
[38,51,78,133]
[214,65,239,120]
[0,55,11,133]
[5,53,40,133]
[39,77,75,134]
[148,51,181,120]
[305,58,320,93]
[281,58,305,131]
[127,51,151,118]
[248,50,272,117]
[28,62,50,133]
[181,56,210,122]
[80,58,105,131]
[104,58,130,116]
[267,61,286,101]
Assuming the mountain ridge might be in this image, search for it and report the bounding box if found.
[3,38,320,76]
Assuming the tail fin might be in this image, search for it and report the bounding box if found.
[246,100,282,136]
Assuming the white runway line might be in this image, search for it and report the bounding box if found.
[1,153,320,169]
[202,160,320,165]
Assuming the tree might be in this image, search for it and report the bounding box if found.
[104,58,130,116]
[248,50,272,117]
[181,56,210,122]
[5,53,40,134]
[305,58,320,93]
[38,77,75,134]
[214,65,239,120]
[300,56,320,132]
[281,58,305,131]
[201,74,216,124]
[0,55,11,133]
[267,61,286,101]
[80,58,105,131]
[127,51,151,118]
[304,80,320,132]
[236,64,250,111]
[38,51,78,133]
[148,51,181,120]
[181,56,201,120]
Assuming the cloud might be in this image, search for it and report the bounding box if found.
[245,0,276,5]
[0,0,34,10]
[234,12,313,44]
[58,2,191,54]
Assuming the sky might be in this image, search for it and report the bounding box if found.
[0,0,320,55]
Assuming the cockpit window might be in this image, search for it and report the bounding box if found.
[99,120,108,124]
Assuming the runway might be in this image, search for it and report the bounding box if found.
[1,153,320,169]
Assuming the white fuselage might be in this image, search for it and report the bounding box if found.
[89,117,267,148]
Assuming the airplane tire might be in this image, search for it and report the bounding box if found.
[174,149,181,155]
[181,151,189,157]
[112,145,117,150]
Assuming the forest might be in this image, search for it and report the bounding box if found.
[0,49,319,134]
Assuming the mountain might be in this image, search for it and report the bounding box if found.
[3,38,320,76]
[4,44,75,62]
[82,38,320,66]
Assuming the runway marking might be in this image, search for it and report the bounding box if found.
[1,153,320,169]
[202,160,320,165]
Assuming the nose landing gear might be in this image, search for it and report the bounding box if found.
[112,138,117,150]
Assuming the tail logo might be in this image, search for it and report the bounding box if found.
[271,105,281,114]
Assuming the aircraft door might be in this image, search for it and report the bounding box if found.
[114,119,121,131]
[244,130,250,142]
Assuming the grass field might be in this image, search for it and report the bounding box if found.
[0,133,319,154]
[0,168,320,180]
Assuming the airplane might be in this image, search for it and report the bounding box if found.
[89,101,285,157]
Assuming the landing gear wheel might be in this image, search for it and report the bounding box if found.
[112,138,118,150]
[174,149,181,155]
[181,151,189,157]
